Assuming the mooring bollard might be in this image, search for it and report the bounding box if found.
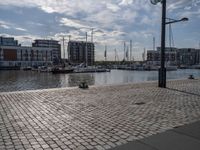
[79,82,89,89]
[188,75,194,79]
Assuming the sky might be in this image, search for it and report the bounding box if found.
[0,0,200,61]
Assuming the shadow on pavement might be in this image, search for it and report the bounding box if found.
[166,87,200,97]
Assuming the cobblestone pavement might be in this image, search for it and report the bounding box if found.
[1,79,200,150]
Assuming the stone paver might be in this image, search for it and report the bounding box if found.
[1,79,200,150]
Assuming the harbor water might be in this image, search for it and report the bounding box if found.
[0,69,200,92]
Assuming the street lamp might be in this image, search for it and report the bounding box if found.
[150,0,162,5]
[166,17,189,25]
[151,0,188,88]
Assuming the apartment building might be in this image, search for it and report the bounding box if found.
[0,37,61,68]
[67,41,95,66]
[147,47,200,66]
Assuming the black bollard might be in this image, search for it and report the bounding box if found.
[188,75,194,79]
[79,82,89,89]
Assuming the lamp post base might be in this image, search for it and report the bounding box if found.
[159,68,166,88]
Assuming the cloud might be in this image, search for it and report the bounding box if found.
[15,27,27,31]
[27,22,44,26]
[0,20,11,29]
[180,9,200,18]
[0,20,28,32]
[106,3,121,12]
[0,24,10,29]
[0,33,41,46]
[119,0,133,6]
[60,18,91,29]
[0,0,199,60]
[167,0,199,12]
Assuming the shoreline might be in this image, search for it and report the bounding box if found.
[0,77,195,94]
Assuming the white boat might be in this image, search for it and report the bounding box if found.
[38,66,52,72]
[22,66,32,71]
[73,66,110,73]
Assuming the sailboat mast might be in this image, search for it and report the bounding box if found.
[130,40,132,61]
[63,37,65,59]
[124,42,126,61]
[91,28,94,42]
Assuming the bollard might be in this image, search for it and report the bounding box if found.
[79,82,89,89]
[188,75,194,79]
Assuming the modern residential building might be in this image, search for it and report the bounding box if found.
[0,37,18,46]
[0,37,61,68]
[32,39,61,61]
[147,47,200,67]
[177,48,200,66]
[147,47,177,66]
[67,41,95,66]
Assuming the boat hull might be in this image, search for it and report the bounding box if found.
[52,69,74,74]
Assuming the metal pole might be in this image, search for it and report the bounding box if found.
[126,46,129,61]
[153,37,155,51]
[63,37,65,59]
[159,0,166,88]
[104,45,107,61]
[85,32,88,67]
[68,35,71,60]
[91,28,94,42]
[124,42,126,61]
[115,49,117,62]
[130,40,132,61]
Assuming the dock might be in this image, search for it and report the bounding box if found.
[0,79,200,149]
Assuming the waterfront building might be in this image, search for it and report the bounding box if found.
[32,39,61,61]
[147,47,177,66]
[0,37,61,68]
[177,48,200,66]
[67,41,95,66]
[147,47,200,67]
[0,37,18,46]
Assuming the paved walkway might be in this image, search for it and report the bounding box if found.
[0,79,200,150]
[112,120,200,150]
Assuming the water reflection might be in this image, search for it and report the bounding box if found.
[0,69,200,92]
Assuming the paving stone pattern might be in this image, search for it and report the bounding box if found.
[0,79,200,150]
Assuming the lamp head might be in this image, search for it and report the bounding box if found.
[150,0,162,5]
[181,17,189,22]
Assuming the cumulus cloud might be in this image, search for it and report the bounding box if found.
[106,3,121,12]
[119,0,133,6]
[0,0,199,60]
[60,18,91,29]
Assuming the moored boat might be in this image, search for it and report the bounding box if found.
[22,66,32,71]
[52,67,74,74]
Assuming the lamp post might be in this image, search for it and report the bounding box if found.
[151,0,188,88]
[166,17,189,25]
[151,0,167,88]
